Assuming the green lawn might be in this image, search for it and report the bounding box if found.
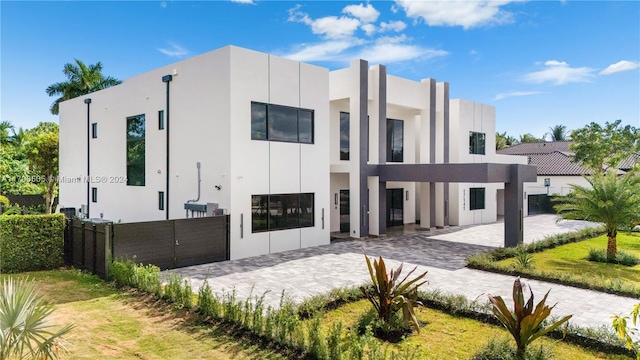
[1,270,286,360]
[497,233,640,288]
[317,299,629,359]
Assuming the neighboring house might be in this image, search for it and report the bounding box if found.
[59,45,535,260]
[497,141,638,215]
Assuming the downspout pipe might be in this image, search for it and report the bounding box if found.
[84,98,91,219]
[186,162,201,204]
[162,74,173,220]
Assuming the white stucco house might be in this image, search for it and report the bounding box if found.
[59,45,535,260]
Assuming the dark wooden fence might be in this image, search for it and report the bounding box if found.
[64,215,230,279]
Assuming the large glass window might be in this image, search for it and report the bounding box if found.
[126,114,145,186]
[250,102,314,144]
[386,119,403,162]
[469,131,486,155]
[470,187,485,210]
[340,112,349,160]
[251,193,314,232]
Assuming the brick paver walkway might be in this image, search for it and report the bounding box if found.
[169,215,636,330]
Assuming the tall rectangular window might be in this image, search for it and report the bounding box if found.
[470,187,485,210]
[91,123,98,139]
[340,112,349,160]
[386,119,403,162]
[251,193,314,232]
[469,131,486,155]
[158,110,164,130]
[250,102,314,144]
[158,191,165,211]
[91,187,97,203]
[126,114,145,186]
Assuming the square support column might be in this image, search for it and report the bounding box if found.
[504,164,526,247]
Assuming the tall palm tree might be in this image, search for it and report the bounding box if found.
[0,121,14,146]
[9,127,28,160]
[46,59,122,115]
[554,170,640,261]
[547,124,569,141]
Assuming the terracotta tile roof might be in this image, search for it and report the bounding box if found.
[497,141,571,155]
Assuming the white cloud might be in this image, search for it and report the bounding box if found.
[283,4,447,65]
[357,43,447,64]
[361,23,377,36]
[342,3,380,23]
[394,0,519,29]
[284,39,363,62]
[160,2,167,9]
[494,91,542,101]
[157,42,188,58]
[230,0,255,4]
[523,60,595,85]
[599,60,640,75]
[288,5,360,39]
[469,49,478,56]
[379,20,406,32]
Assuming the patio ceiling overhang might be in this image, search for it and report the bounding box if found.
[368,163,538,183]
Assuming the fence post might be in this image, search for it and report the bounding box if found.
[81,222,86,270]
[104,224,111,280]
[92,224,97,274]
[226,215,231,260]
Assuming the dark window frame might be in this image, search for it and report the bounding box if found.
[470,187,485,210]
[386,118,404,162]
[91,187,97,203]
[158,110,165,130]
[250,101,314,144]
[158,191,165,211]
[91,123,98,139]
[126,114,146,186]
[469,131,486,155]
[251,193,315,233]
[340,112,349,160]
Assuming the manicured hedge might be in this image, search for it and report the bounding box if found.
[0,213,65,273]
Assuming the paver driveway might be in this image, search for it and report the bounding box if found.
[169,215,635,330]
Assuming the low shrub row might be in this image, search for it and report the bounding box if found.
[109,258,420,360]
[0,214,65,273]
[466,226,640,298]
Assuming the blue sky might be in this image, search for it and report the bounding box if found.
[2,1,639,139]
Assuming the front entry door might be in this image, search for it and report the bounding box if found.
[340,190,350,233]
[386,188,404,227]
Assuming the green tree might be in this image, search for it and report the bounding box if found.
[0,145,40,196]
[24,122,59,214]
[547,124,569,141]
[519,133,543,143]
[496,132,519,150]
[570,120,640,172]
[554,170,640,261]
[0,121,14,146]
[46,59,121,115]
[8,127,28,161]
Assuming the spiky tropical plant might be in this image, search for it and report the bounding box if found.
[46,59,122,115]
[0,277,74,360]
[361,253,428,333]
[488,278,572,359]
[554,170,640,261]
[547,124,569,141]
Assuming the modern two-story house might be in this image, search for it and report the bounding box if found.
[59,45,535,260]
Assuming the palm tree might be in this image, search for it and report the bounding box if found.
[0,277,74,359]
[554,170,640,261]
[9,127,28,160]
[519,133,542,143]
[0,121,14,146]
[46,59,122,115]
[547,124,569,141]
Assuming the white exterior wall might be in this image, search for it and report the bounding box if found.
[60,46,330,261]
[448,99,527,226]
[525,175,590,196]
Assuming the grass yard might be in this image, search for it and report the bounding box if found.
[497,233,640,286]
[317,299,628,359]
[1,270,286,360]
